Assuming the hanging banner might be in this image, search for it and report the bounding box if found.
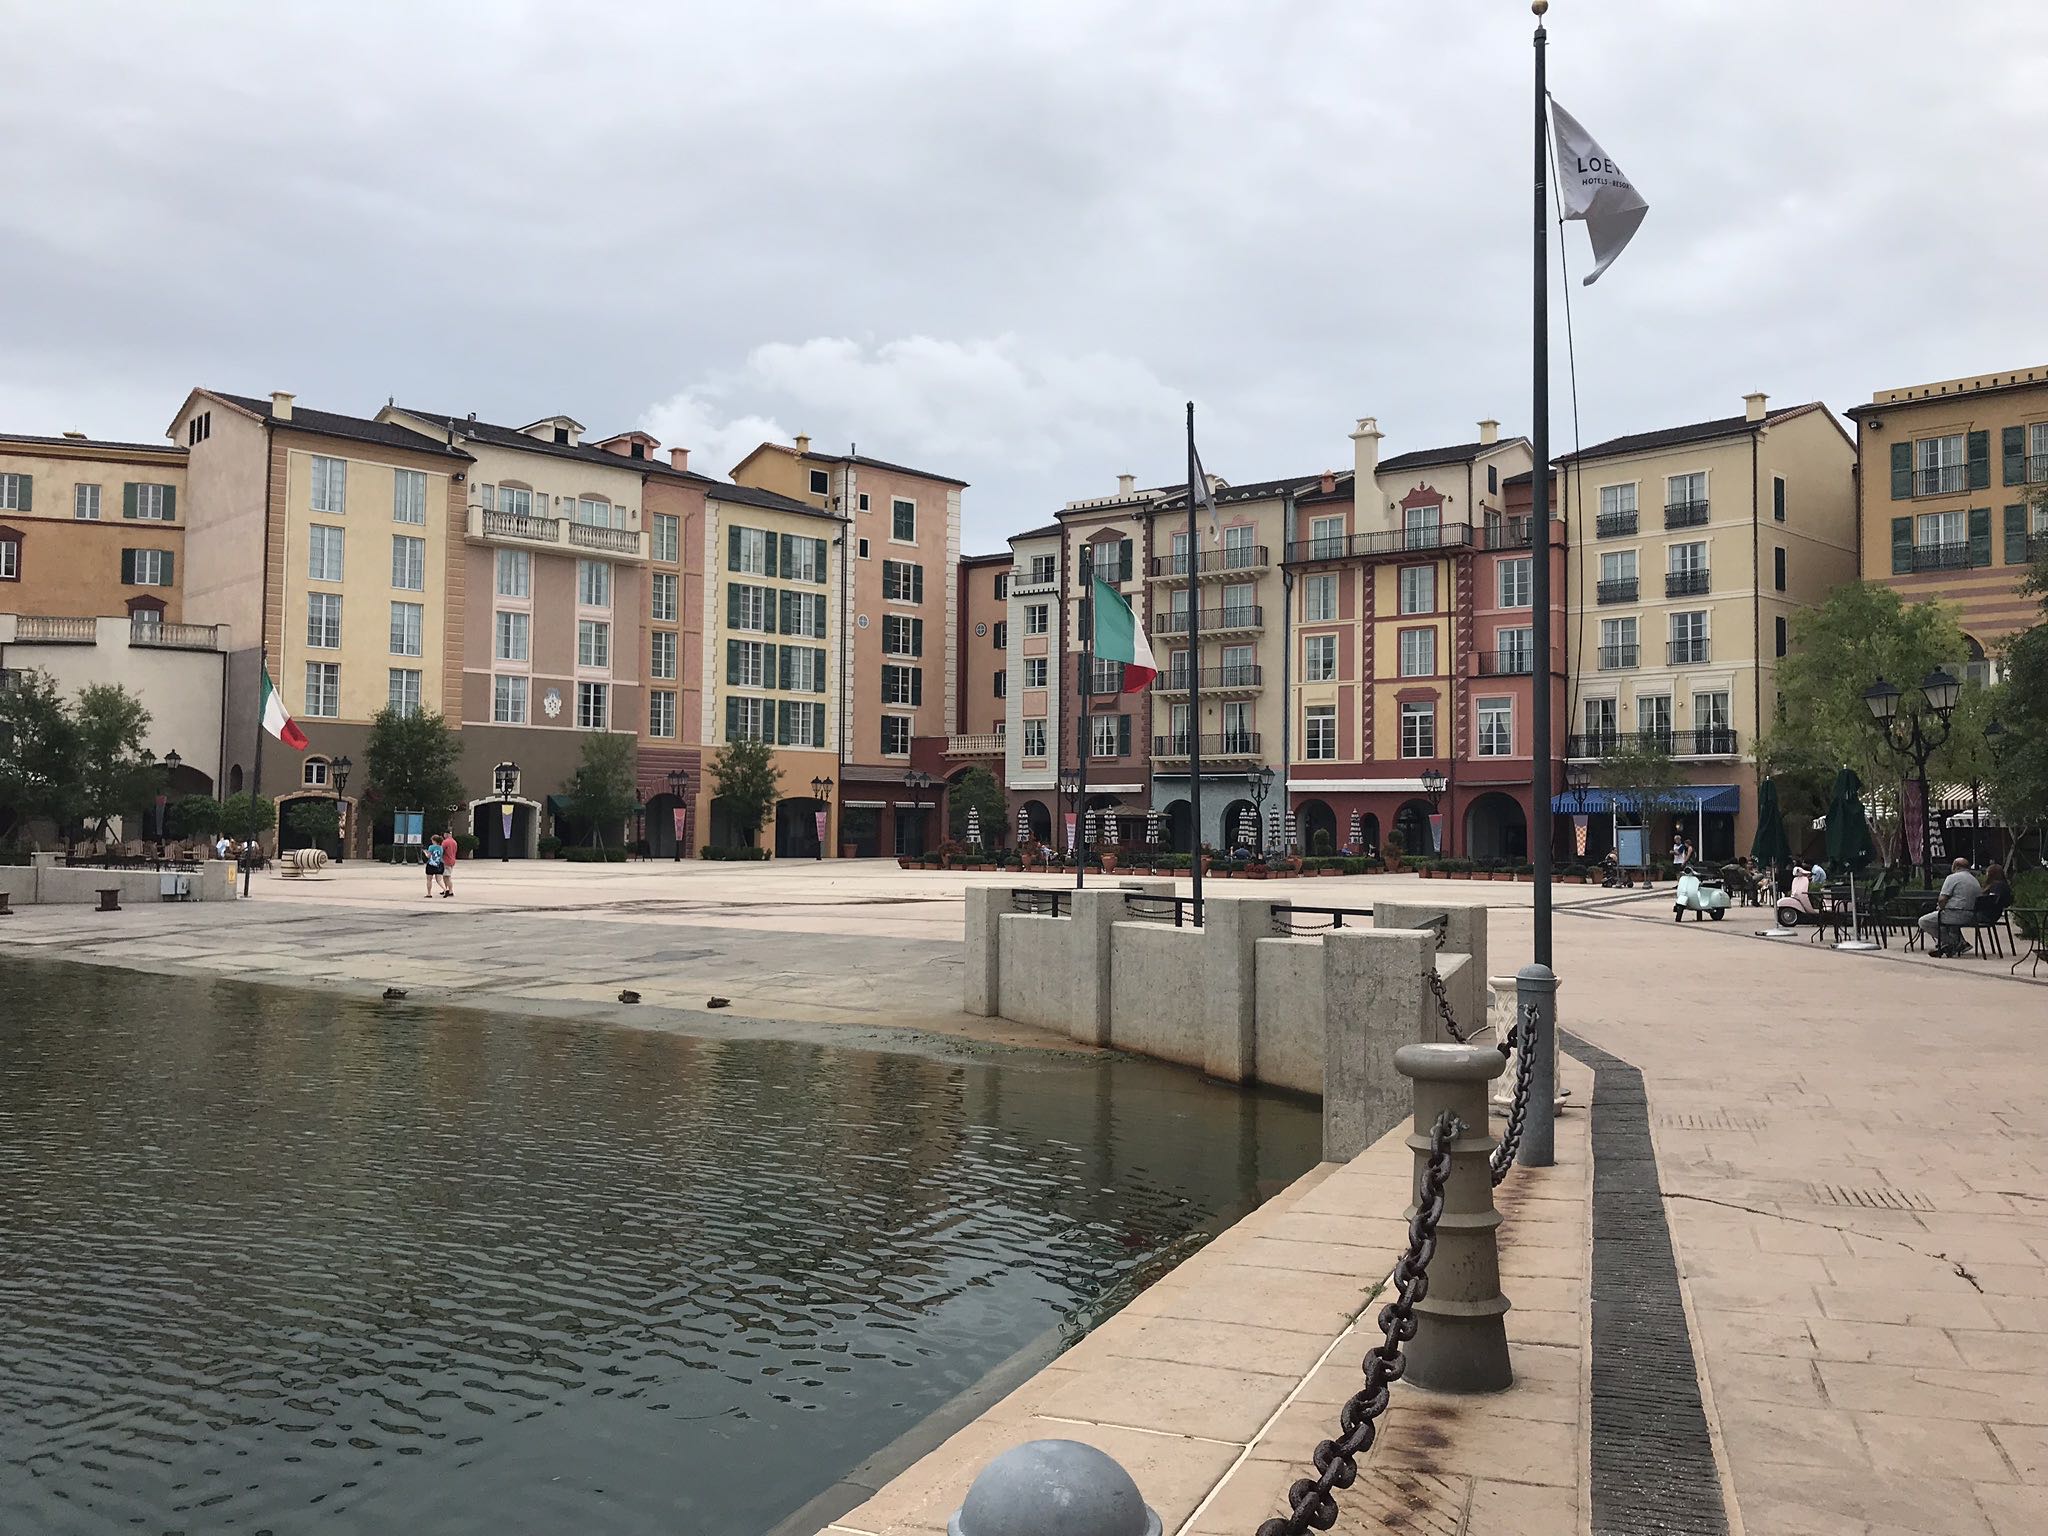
[1573,814,1589,857]
[1903,779,1926,866]
[1427,813,1443,853]
[1064,813,1077,853]
[395,811,424,846]
[672,807,686,841]
[500,802,514,840]
[814,810,828,848]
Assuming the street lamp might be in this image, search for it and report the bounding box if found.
[1863,670,1958,880]
[492,760,520,862]
[666,767,689,862]
[631,790,645,861]
[1420,765,1447,854]
[1057,766,1081,866]
[331,754,352,862]
[1978,716,2007,867]
[903,769,933,859]
[810,775,834,861]
[1248,763,1274,857]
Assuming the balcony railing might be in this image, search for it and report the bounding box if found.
[1665,568,1711,597]
[1567,727,1740,759]
[1086,559,1133,585]
[567,521,647,558]
[1480,517,1533,551]
[1913,464,1967,497]
[1148,545,1270,578]
[1150,604,1263,635]
[1283,523,1474,562]
[1596,578,1638,604]
[1668,638,1711,665]
[1663,501,1710,529]
[1597,643,1640,670]
[1909,541,1973,572]
[2025,454,2048,484]
[1474,650,1535,677]
[944,733,1005,757]
[1152,732,1262,761]
[474,507,563,544]
[1153,664,1263,693]
[12,616,98,644]
[1085,666,1126,695]
[132,621,225,651]
[1595,510,1637,538]
[1011,570,1060,594]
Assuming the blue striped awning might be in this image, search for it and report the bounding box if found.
[1552,784,1740,816]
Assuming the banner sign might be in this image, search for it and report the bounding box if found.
[814,810,828,847]
[1064,813,1077,854]
[395,811,424,846]
[1427,813,1443,853]
[500,802,514,840]
[673,808,686,840]
[1572,814,1589,857]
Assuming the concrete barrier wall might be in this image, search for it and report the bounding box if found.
[1108,923,1208,1072]
[5,861,237,905]
[995,915,1079,1034]
[1250,938,1323,1095]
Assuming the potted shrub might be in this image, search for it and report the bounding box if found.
[1384,833,1405,873]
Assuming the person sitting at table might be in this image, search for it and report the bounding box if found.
[1984,862,2013,913]
[1919,856,1984,957]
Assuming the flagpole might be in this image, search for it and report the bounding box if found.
[1076,543,1091,890]
[1530,3,1554,971]
[1185,402,1205,920]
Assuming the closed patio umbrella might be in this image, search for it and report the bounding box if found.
[965,807,982,849]
[1348,810,1363,849]
[1750,777,1792,886]
[1824,767,1875,871]
[1145,807,1162,847]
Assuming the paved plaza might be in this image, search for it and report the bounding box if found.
[3,858,2045,1533]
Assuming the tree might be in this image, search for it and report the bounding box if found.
[709,738,780,848]
[1593,736,1689,841]
[169,794,224,843]
[0,669,81,843]
[72,684,152,845]
[565,731,637,850]
[948,766,1006,845]
[286,798,340,851]
[363,707,465,832]
[219,792,277,844]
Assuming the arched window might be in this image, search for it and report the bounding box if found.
[229,764,244,793]
[303,756,331,789]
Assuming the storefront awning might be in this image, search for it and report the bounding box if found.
[1551,784,1740,816]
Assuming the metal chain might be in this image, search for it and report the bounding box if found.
[1422,920,1473,1044]
[1255,1111,1462,1536]
[1490,1002,1540,1185]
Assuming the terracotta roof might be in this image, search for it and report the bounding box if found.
[395,408,708,481]
[801,449,968,488]
[705,481,841,519]
[959,550,1014,566]
[1375,436,1529,476]
[1556,403,1828,464]
[1010,522,1065,542]
[0,432,185,457]
[212,393,471,460]
[1153,472,1323,511]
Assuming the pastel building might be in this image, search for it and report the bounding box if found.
[1000,522,1065,846]
[943,550,1012,815]
[0,430,189,629]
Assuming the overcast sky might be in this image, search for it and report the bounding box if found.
[6,1,2046,548]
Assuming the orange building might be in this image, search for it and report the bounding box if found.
[0,431,189,627]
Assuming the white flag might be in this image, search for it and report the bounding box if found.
[1551,99,1647,285]
[1190,440,1219,542]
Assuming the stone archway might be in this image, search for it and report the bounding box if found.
[1161,799,1193,854]
[469,795,542,859]
[1394,799,1434,858]
[1018,798,1052,847]
[1463,792,1528,864]
[775,798,826,859]
[1297,798,1339,858]
[1220,797,1257,854]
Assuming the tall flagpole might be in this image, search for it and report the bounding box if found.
[1530,3,1554,971]
[1185,402,1206,919]
[1075,542,1092,889]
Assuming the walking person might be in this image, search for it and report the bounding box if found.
[439,829,458,898]
[423,832,445,899]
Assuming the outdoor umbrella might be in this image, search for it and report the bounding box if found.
[965,808,982,849]
[1237,808,1258,850]
[1348,810,1363,850]
[1750,777,1792,886]
[1268,808,1284,853]
[1284,810,1299,853]
[1145,807,1162,847]
[1824,767,1876,871]
[1016,807,1029,844]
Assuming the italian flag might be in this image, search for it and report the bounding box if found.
[261,665,309,750]
[1092,576,1157,692]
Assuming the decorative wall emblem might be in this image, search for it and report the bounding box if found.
[857,614,870,629]
[542,687,563,719]
[975,622,987,637]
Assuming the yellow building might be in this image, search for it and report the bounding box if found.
[1557,393,1857,859]
[1845,365,2048,665]
[0,431,189,627]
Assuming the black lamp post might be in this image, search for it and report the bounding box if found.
[1981,716,2007,867]
[1863,669,1959,882]
[331,754,352,862]
[494,760,519,861]
[666,767,688,861]
[1420,765,1447,854]
[1248,763,1274,858]
[903,769,933,859]
[631,790,646,861]
[1057,766,1081,870]
[809,776,834,860]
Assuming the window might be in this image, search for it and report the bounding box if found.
[497,485,531,517]
[1305,572,1337,621]
[1398,627,1436,677]
[391,535,425,591]
[1223,523,1256,568]
[576,681,609,729]
[857,537,870,560]
[1670,541,1707,574]
[781,534,827,583]
[74,484,100,521]
[1304,633,1336,682]
[1309,514,1345,559]
[1222,643,1253,682]
[1773,476,1786,522]
[125,548,171,586]
[187,411,211,446]
[496,548,530,598]
[495,610,529,662]
[577,497,616,529]
[1916,433,1966,495]
[1670,610,1708,664]
[730,640,768,688]
[1775,615,1788,657]
[577,559,611,608]
[1399,701,1435,758]
[651,571,678,622]
[809,468,830,496]
[1025,602,1049,636]
[651,630,677,680]
[783,646,827,692]
[782,590,828,637]
[303,758,330,789]
[1397,565,1435,614]
[1403,503,1441,547]
[304,661,340,718]
[883,614,924,656]
[1497,626,1534,672]
[652,512,679,563]
[993,572,1010,600]
[1497,556,1531,608]
[731,527,770,574]
[493,675,528,723]
[308,525,345,582]
[1598,549,1636,601]
[1216,701,1250,752]
[1024,656,1048,688]
[307,592,342,649]
[1166,702,1191,750]
[387,668,422,717]
[1029,553,1057,585]
[1916,509,1964,548]
[1667,471,1707,510]
[882,664,924,706]
[1488,464,1499,494]
[1583,697,1618,741]
[1694,690,1731,733]
[729,584,770,632]
[1773,547,1786,591]
[1477,698,1512,757]
[311,455,347,514]
[0,473,25,510]
[1638,694,1673,736]
[779,701,827,747]
[728,697,771,743]
[1092,713,1133,759]
[1022,719,1047,758]
[883,559,924,603]
[127,483,171,520]
[892,498,916,541]
[1222,581,1255,624]
[131,607,163,636]
[991,620,1007,649]
[389,601,423,657]
[1090,657,1123,694]
[881,715,913,756]
[1599,616,1638,669]
[393,469,426,525]
[1597,482,1637,535]
[577,619,611,669]
[650,690,676,738]
[993,671,1007,698]
[1305,705,1337,760]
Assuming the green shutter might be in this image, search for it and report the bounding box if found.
[1890,516,1913,574]
[762,590,777,634]
[726,639,740,685]
[911,668,923,707]
[727,525,742,570]
[1968,506,1992,567]
[778,647,791,690]
[911,617,924,656]
[120,548,136,584]
[13,474,26,512]
[726,584,741,627]
[812,538,827,582]
[1890,442,1913,500]
[726,697,739,741]
[780,591,795,632]
[162,551,174,587]
[777,702,792,745]
[123,483,138,519]
[762,643,777,684]
[1117,716,1131,756]
[1772,477,1785,521]
[2004,426,2026,485]
[814,649,828,694]
[1968,430,1991,490]
[160,486,176,523]
[1118,537,1133,577]
[764,533,779,578]
[2006,504,2029,564]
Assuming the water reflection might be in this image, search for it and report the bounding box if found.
[0,958,1318,1535]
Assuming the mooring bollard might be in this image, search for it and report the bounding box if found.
[948,1439,1160,1536]
[1395,1042,1511,1393]
[1515,962,1558,1168]
[96,887,122,913]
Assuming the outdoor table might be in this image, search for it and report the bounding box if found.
[1895,891,1940,951]
[2011,909,2048,978]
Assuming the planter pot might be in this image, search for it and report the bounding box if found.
[1099,856,1118,874]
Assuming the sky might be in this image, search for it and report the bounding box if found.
[6,1,2048,551]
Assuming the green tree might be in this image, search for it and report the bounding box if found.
[219,792,277,844]
[948,766,1006,845]
[709,738,780,848]
[363,707,465,832]
[286,798,340,851]
[0,669,81,843]
[169,794,224,843]
[565,731,637,849]
[73,684,152,845]
[1593,736,1688,846]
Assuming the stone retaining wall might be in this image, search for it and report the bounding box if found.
[1,861,235,905]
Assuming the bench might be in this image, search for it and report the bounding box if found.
[96,887,122,912]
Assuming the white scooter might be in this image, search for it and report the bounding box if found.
[1673,866,1730,922]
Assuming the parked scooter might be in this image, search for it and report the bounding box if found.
[1673,865,1731,922]
[1774,869,1822,928]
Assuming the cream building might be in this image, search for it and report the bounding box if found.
[1001,523,1065,845]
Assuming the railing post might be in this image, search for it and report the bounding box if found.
[1515,963,1558,1168]
[1396,1043,1511,1393]
[949,1439,1160,1536]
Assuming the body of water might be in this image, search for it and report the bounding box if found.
[0,958,1318,1534]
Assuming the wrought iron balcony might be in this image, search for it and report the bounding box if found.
[1087,558,1133,585]
[1909,541,1972,572]
[1596,578,1638,604]
[1665,568,1710,597]
[1148,545,1270,579]
[1668,638,1711,665]
[1595,510,1637,538]
[1567,727,1739,759]
[1152,664,1263,694]
[1149,604,1263,636]
[1474,649,1534,677]
[1480,517,1533,550]
[1596,643,1640,670]
[1663,501,1710,529]
[1283,523,1474,562]
[1152,732,1262,762]
[1913,465,1967,497]
[1010,570,1060,595]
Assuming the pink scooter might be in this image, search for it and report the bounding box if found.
[1775,869,1822,928]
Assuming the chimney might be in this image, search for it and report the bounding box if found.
[1478,418,1500,446]
[270,391,295,422]
[669,447,690,472]
[62,429,87,440]
[1350,416,1382,487]
[1319,470,1336,495]
[1743,391,1768,423]
[1117,473,1135,496]
[794,433,811,455]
